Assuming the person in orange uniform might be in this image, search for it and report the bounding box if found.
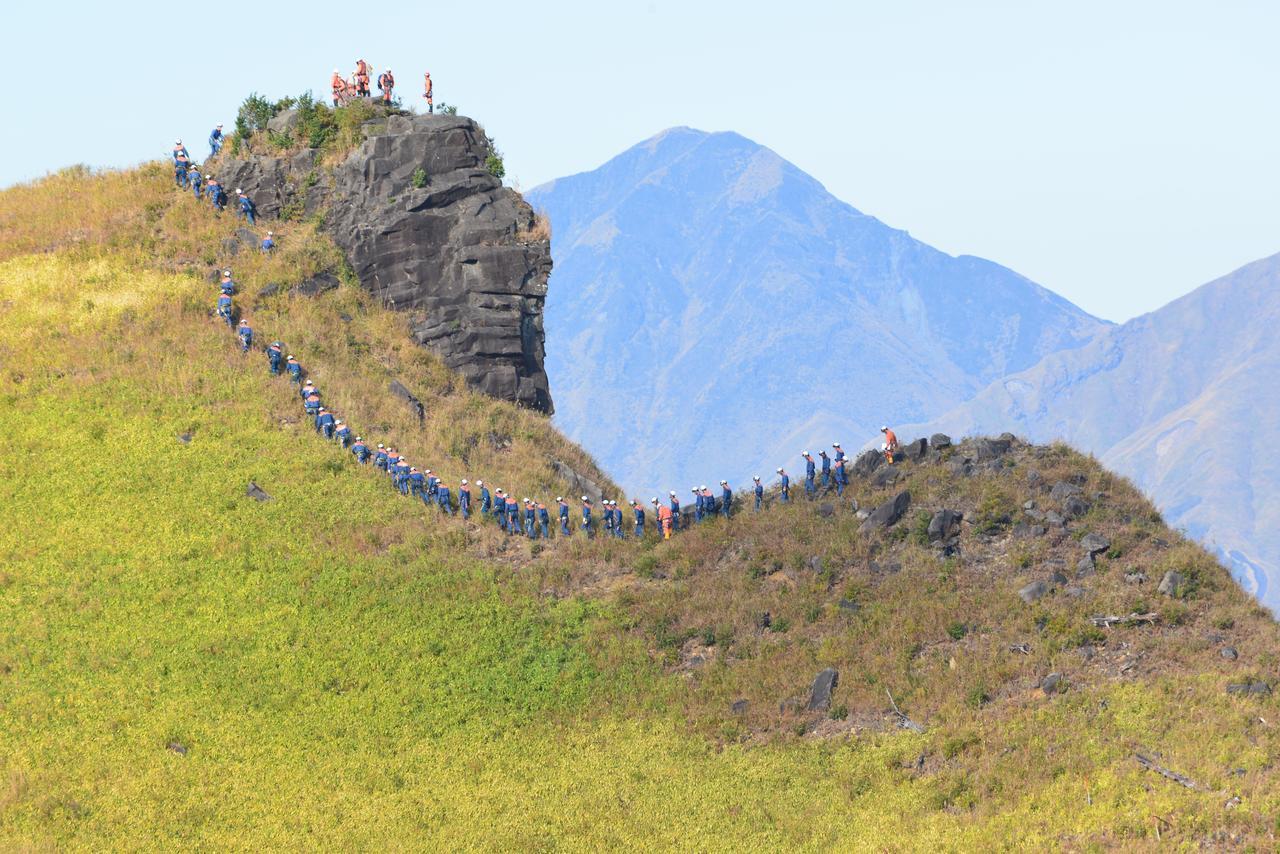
[331,70,344,106]
[881,425,899,464]
[377,69,395,105]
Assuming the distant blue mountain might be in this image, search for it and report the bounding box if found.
[528,127,1106,499]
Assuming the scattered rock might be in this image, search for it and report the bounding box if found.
[293,271,341,297]
[257,282,281,299]
[756,612,772,630]
[1076,555,1096,578]
[808,668,839,711]
[1023,500,1036,511]
[903,437,929,461]
[807,556,825,574]
[853,450,884,478]
[946,458,974,477]
[837,599,860,613]
[731,699,749,715]
[1026,470,1043,488]
[1024,508,1046,521]
[177,432,193,444]
[1045,511,1066,528]
[1064,586,1086,599]
[266,108,301,136]
[388,379,426,424]
[245,482,273,502]
[167,741,188,756]
[1220,647,1239,661]
[234,227,259,248]
[1157,571,1185,598]
[551,460,605,507]
[817,503,835,518]
[1041,673,1064,695]
[929,433,952,449]
[868,561,901,575]
[855,510,870,521]
[1064,496,1091,518]
[1080,533,1111,556]
[927,509,963,542]
[859,491,911,534]
[1019,580,1048,604]
[1226,681,1270,696]
[339,312,353,323]
[1124,571,1147,585]
[848,498,859,513]
[872,466,899,488]
[973,437,1011,461]
[1050,481,1084,503]
[1051,571,1069,586]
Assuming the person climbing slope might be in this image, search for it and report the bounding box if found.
[208,124,223,157]
[777,467,790,502]
[881,425,899,464]
[753,476,764,511]
[377,68,394,105]
[266,341,283,374]
[237,318,253,352]
[803,452,816,497]
[236,189,256,225]
[422,71,433,113]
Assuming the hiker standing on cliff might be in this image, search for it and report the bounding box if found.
[377,69,395,105]
[422,72,433,113]
[819,450,831,488]
[581,497,594,538]
[632,500,645,537]
[459,480,472,519]
[208,124,223,157]
[558,497,570,536]
[331,70,344,106]
[720,481,732,518]
[753,476,764,511]
[803,452,817,497]
[777,468,790,502]
[355,59,370,96]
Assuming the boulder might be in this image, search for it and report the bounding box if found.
[1075,555,1096,578]
[1045,511,1066,528]
[903,437,929,461]
[1220,647,1239,661]
[1158,570,1186,598]
[929,433,952,449]
[852,450,883,478]
[1124,571,1147,585]
[1019,580,1048,604]
[1080,533,1110,556]
[293,271,341,297]
[872,466,899,488]
[388,379,426,424]
[817,503,835,518]
[1040,673,1064,694]
[167,741,189,756]
[731,699,749,715]
[177,432,192,444]
[1050,481,1083,502]
[551,460,605,506]
[837,599,860,613]
[1226,681,1271,696]
[927,509,963,542]
[257,282,281,299]
[1026,470,1043,488]
[973,437,1011,461]
[266,108,301,136]
[859,491,911,534]
[234,227,259,248]
[245,482,273,502]
[1063,496,1091,519]
[807,668,839,711]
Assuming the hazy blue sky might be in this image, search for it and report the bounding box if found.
[4,0,1276,321]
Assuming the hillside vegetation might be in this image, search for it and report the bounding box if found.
[2,164,1280,849]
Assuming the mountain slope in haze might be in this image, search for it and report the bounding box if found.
[904,253,1280,608]
[528,127,1106,498]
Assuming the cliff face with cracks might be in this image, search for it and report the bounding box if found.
[216,113,554,413]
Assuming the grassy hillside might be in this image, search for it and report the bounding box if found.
[3,164,1280,849]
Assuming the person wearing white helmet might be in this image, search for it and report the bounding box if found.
[236,188,256,225]
[334,419,352,448]
[208,123,224,157]
[261,230,275,254]
[630,499,646,537]
[752,476,764,511]
[557,496,570,536]
[172,138,190,188]
[880,425,899,464]
[474,479,488,516]
[719,480,732,518]
[691,487,705,523]
[580,495,594,538]
[802,451,817,497]
[832,442,845,463]
[777,467,791,502]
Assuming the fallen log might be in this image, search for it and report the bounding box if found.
[1091,612,1159,628]
[1134,753,1200,790]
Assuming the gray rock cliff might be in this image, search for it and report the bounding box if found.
[216,113,553,413]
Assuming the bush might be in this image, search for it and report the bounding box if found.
[972,486,1016,535]
[910,510,932,546]
[437,101,459,116]
[411,168,428,188]
[235,92,278,140]
[829,704,849,721]
[485,152,505,180]
[946,621,968,641]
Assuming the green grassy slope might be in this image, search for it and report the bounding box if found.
[2,165,1280,849]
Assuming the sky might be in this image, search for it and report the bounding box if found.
[3,0,1277,322]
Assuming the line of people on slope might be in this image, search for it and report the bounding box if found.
[170,137,257,223]
[330,59,434,113]
[188,174,902,542]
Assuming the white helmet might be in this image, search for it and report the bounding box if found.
[881,426,889,432]
[581,495,589,501]
[776,467,783,473]
[461,479,468,485]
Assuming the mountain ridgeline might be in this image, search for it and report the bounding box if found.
[528,127,1105,501]
[217,111,554,413]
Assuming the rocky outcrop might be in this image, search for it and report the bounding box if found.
[215,113,553,413]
